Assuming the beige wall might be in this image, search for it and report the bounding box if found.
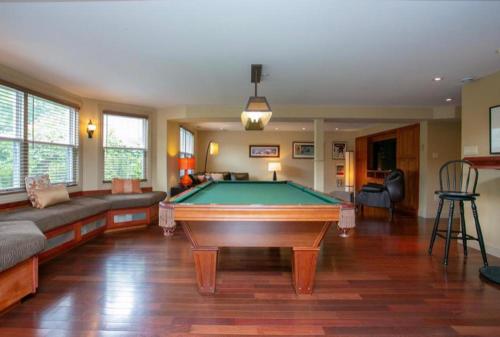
[0,64,157,203]
[419,120,461,218]
[196,130,356,192]
[79,98,156,191]
[462,70,500,257]
[0,65,82,203]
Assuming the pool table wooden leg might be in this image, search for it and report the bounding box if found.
[192,247,218,294]
[292,247,320,295]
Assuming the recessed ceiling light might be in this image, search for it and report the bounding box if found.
[335,127,339,131]
[445,98,453,102]
[302,127,306,131]
[433,76,443,82]
[274,127,279,130]
[220,127,224,130]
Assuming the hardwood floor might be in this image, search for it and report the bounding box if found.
[1,216,500,336]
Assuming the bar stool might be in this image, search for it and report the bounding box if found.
[428,160,488,266]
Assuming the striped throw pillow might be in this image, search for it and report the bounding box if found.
[111,178,142,194]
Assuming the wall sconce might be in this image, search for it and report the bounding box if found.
[87,120,96,139]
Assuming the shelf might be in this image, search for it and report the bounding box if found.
[463,156,500,169]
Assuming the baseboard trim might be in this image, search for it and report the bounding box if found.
[458,240,500,258]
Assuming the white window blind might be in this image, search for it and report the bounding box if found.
[0,83,79,193]
[103,112,148,181]
[179,127,194,176]
[27,95,79,184]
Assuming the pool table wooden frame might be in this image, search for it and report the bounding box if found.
[161,181,341,295]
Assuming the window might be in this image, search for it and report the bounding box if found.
[0,82,79,193]
[179,127,194,176]
[103,112,148,181]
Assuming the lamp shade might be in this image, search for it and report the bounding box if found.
[178,157,195,171]
[241,96,272,131]
[268,162,282,172]
[209,142,219,155]
[344,151,354,190]
[87,120,96,138]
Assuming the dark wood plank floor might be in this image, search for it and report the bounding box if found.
[1,216,500,337]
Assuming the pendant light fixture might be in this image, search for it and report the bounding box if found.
[241,64,272,131]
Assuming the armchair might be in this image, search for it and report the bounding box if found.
[356,169,405,221]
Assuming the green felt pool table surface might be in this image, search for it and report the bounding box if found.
[172,181,341,205]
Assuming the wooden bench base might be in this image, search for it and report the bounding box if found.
[0,256,38,312]
[39,204,159,263]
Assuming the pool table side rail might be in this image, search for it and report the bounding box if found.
[164,203,340,222]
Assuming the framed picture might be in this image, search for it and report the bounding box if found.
[293,141,314,159]
[490,105,500,154]
[336,164,345,176]
[332,142,347,160]
[249,145,280,158]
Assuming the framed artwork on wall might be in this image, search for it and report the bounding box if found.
[292,141,314,159]
[332,142,347,160]
[336,164,345,187]
[490,105,500,154]
[249,145,280,158]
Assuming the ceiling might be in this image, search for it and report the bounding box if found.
[187,120,378,132]
[0,1,499,108]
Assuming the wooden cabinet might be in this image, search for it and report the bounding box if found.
[355,124,420,216]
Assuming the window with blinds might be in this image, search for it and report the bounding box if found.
[0,83,79,193]
[179,127,194,176]
[103,112,148,181]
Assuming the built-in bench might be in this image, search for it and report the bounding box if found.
[0,189,166,312]
[0,221,46,312]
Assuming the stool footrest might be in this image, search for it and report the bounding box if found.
[436,229,479,242]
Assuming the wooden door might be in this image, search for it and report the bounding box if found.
[355,136,368,191]
[396,124,420,214]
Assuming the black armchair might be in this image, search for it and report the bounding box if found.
[356,169,405,221]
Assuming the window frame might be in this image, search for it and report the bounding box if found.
[179,126,195,177]
[102,111,149,183]
[0,79,80,194]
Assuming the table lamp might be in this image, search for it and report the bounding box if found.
[178,157,195,187]
[268,162,281,181]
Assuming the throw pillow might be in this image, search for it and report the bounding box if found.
[208,173,224,181]
[25,174,51,207]
[32,184,70,209]
[111,178,142,194]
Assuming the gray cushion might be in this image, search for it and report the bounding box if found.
[96,191,167,210]
[0,197,111,233]
[0,221,46,272]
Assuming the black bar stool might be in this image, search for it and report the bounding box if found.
[428,160,488,266]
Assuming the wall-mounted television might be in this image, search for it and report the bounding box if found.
[369,138,397,171]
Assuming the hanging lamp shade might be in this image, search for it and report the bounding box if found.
[241,64,272,131]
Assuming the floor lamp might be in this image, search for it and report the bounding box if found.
[204,141,219,173]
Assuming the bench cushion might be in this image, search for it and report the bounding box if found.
[97,191,167,210]
[0,221,46,272]
[0,197,111,233]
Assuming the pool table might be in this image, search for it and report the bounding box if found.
[160,180,345,295]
